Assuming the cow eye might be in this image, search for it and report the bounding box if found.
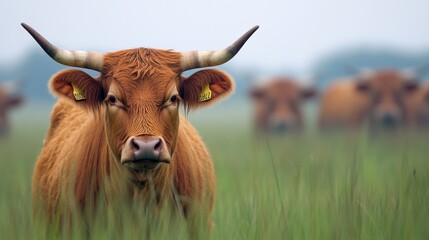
[109,96,116,104]
[169,95,180,106]
[106,95,126,109]
[108,95,117,105]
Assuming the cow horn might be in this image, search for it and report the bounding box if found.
[21,23,104,72]
[180,25,259,71]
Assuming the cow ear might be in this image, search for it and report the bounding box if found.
[179,69,234,110]
[403,81,419,92]
[6,95,24,108]
[301,87,317,99]
[249,87,265,100]
[356,80,370,92]
[49,69,105,111]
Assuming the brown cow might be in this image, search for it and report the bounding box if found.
[22,23,258,229]
[250,78,316,133]
[318,69,420,130]
[0,81,24,136]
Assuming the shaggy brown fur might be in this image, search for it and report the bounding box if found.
[32,47,233,227]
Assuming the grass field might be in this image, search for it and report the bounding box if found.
[1,102,429,239]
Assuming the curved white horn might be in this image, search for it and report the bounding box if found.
[180,25,259,71]
[22,23,104,72]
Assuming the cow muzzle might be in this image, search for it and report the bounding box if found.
[373,107,402,128]
[268,116,298,133]
[121,136,171,171]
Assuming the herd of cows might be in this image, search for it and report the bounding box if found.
[0,23,428,233]
[251,68,429,133]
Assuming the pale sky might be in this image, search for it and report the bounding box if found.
[1,0,429,72]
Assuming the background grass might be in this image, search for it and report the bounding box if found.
[0,102,428,239]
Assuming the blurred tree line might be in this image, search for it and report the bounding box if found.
[1,47,429,103]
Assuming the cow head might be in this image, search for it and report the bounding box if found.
[23,23,258,172]
[0,82,24,136]
[250,78,316,133]
[353,69,420,128]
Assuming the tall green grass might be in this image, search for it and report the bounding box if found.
[1,104,429,239]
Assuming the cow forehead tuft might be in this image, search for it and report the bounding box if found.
[101,49,179,88]
[104,48,181,74]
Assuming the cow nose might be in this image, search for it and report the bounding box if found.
[380,114,397,127]
[276,121,288,133]
[131,137,162,160]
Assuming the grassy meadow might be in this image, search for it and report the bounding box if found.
[0,101,429,239]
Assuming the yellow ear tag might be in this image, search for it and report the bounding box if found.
[71,83,86,101]
[198,84,212,102]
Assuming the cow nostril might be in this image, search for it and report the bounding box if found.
[276,122,288,132]
[154,139,162,152]
[131,138,140,151]
[381,114,396,126]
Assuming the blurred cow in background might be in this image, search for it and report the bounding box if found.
[318,69,423,130]
[0,81,24,136]
[249,77,316,134]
